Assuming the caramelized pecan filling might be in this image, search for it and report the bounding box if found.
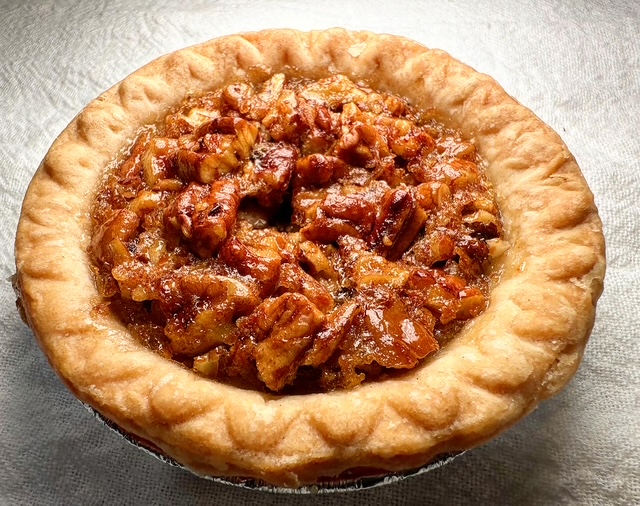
[89,74,503,392]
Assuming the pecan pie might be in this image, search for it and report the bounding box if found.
[14,29,605,487]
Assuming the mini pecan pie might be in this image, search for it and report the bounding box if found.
[14,29,605,487]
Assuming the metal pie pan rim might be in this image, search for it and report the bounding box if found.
[82,401,463,494]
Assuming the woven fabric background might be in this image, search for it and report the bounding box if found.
[1,0,638,504]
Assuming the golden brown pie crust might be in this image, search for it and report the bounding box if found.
[14,29,605,487]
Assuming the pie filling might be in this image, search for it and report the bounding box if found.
[89,74,503,392]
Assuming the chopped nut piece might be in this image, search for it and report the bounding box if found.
[243,73,285,121]
[370,188,426,260]
[321,193,376,233]
[222,82,253,113]
[337,298,438,385]
[176,143,238,183]
[295,154,346,186]
[301,216,361,244]
[91,209,140,265]
[241,293,325,391]
[246,143,298,207]
[129,190,162,216]
[354,254,411,292]
[152,178,184,192]
[164,180,240,258]
[388,121,436,160]
[296,241,339,280]
[166,316,237,356]
[142,137,178,187]
[303,300,362,366]
[462,209,500,237]
[193,349,223,377]
[196,117,259,160]
[219,237,281,289]
[334,119,391,168]
[262,89,300,141]
[275,263,335,313]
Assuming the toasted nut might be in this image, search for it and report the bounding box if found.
[295,154,346,186]
[219,237,282,288]
[303,300,362,366]
[370,188,426,259]
[129,190,162,215]
[164,180,240,258]
[90,209,140,265]
[241,293,325,391]
[275,263,335,313]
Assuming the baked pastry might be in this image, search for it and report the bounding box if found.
[14,29,605,487]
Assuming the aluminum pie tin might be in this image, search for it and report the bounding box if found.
[82,402,461,493]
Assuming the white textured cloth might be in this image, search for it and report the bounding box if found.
[1,0,638,504]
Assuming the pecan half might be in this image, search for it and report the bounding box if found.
[240,293,325,391]
[90,209,140,265]
[370,188,426,260]
[247,143,298,208]
[275,262,335,313]
[219,236,282,290]
[164,179,240,258]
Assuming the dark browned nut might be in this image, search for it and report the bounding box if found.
[370,188,426,260]
[295,154,346,186]
[248,143,298,207]
[219,237,282,288]
[275,263,335,313]
[242,293,325,391]
[90,209,140,265]
[164,180,240,258]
